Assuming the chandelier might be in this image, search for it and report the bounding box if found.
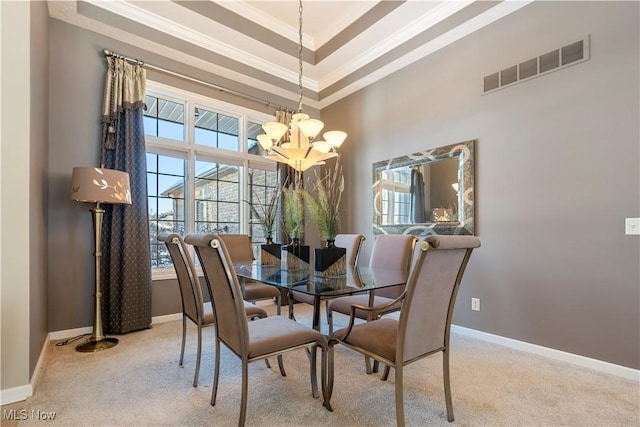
[256,0,347,172]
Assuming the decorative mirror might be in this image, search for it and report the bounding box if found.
[372,140,475,236]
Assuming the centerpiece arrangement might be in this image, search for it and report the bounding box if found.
[302,158,347,276]
[281,179,309,270]
[247,187,282,265]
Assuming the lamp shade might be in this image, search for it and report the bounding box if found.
[70,167,132,204]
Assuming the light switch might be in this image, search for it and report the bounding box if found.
[625,218,640,235]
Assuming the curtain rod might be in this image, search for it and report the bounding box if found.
[102,48,290,112]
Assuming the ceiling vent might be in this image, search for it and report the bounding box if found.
[483,36,590,94]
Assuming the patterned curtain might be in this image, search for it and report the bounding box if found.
[99,55,152,334]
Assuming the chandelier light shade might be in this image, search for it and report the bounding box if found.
[70,167,131,352]
[257,1,347,172]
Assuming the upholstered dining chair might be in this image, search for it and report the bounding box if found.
[185,233,331,426]
[289,233,366,326]
[326,234,417,335]
[157,232,272,387]
[326,235,481,425]
[217,234,283,315]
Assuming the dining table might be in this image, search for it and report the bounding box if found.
[233,261,409,333]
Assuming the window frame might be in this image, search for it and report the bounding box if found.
[145,81,276,280]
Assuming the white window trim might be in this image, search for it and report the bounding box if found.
[146,81,277,281]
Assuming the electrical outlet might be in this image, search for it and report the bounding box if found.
[625,218,640,235]
[471,298,480,311]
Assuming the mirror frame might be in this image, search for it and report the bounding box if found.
[372,139,476,236]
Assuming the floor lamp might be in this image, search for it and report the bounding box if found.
[70,167,131,352]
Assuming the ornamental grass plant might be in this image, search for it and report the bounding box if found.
[302,157,344,244]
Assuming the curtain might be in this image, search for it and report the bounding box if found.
[410,167,428,223]
[99,56,152,334]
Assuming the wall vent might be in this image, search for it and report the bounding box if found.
[482,36,590,94]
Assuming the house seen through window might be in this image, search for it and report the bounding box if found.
[144,83,277,274]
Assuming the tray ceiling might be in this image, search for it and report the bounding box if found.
[48,0,532,110]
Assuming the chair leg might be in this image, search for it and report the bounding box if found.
[325,301,332,334]
[324,346,335,411]
[276,293,282,316]
[264,358,271,369]
[179,315,186,366]
[382,364,391,381]
[395,363,405,427]
[443,348,454,422]
[365,355,373,374]
[321,345,332,412]
[193,324,202,387]
[287,290,295,321]
[277,355,287,376]
[211,338,221,406]
[309,345,319,399]
[239,359,249,427]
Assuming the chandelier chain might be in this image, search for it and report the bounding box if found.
[298,0,304,113]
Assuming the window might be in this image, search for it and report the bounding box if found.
[144,83,277,277]
[380,168,411,225]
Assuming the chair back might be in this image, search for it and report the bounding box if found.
[334,234,365,267]
[398,235,480,363]
[185,233,249,356]
[158,232,204,324]
[218,234,254,262]
[370,234,417,298]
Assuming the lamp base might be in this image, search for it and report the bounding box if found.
[76,337,119,353]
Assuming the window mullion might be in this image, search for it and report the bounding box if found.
[186,100,196,236]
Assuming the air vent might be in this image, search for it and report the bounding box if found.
[482,36,590,94]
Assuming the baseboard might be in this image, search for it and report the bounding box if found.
[49,326,92,340]
[0,385,32,406]
[151,313,182,324]
[5,317,635,406]
[451,325,640,381]
[0,331,51,405]
[48,312,183,340]
[1,313,186,405]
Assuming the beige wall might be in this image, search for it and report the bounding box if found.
[1,0,31,393]
[322,1,639,369]
[30,0,50,384]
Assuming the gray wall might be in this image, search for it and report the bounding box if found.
[322,1,639,369]
[45,1,639,370]
[47,19,308,331]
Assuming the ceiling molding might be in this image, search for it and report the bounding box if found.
[50,0,533,110]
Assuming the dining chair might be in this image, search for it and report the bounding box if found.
[326,235,481,425]
[289,233,366,326]
[184,233,331,426]
[217,234,283,315]
[326,234,417,335]
[157,232,273,387]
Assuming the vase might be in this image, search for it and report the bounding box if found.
[281,240,310,271]
[260,242,281,266]
[314,242,346,277]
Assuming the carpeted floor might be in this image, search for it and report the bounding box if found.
[10,303,640,427]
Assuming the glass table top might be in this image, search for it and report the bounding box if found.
[233,262,408,298]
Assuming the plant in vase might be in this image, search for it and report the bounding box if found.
[281,183,309,270]
[302,158,347,276]
[246,187,281,265]
[246,186,281,244]
[282,184,305,244]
